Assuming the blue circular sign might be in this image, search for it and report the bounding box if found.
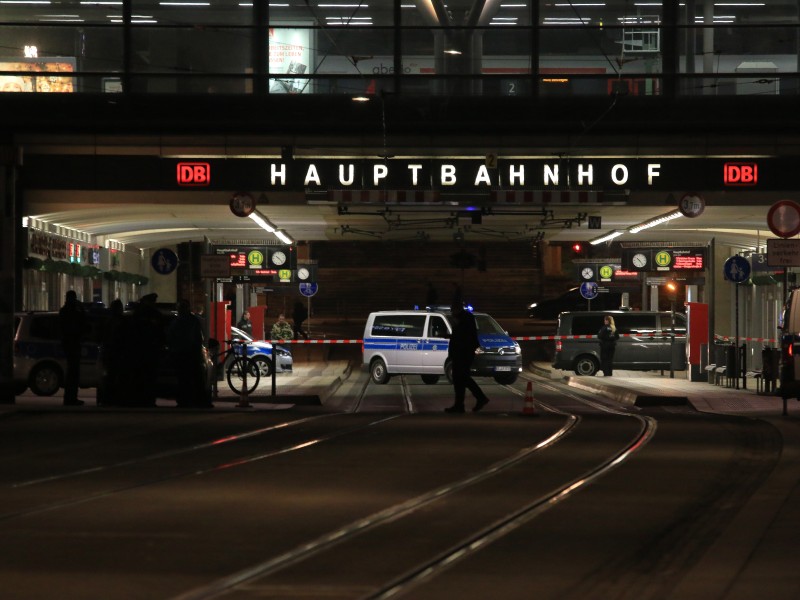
[580,281,599,300]
[299,282,318,297]
[151,248,178,275]
[724,255,751,283]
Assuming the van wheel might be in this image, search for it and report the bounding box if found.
[421,374,440,385]
[574,356,599,376]
[370,359,390,384]
[494,373,518,385]
[29,363,63,396]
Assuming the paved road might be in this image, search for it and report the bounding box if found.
[1,368,798,599]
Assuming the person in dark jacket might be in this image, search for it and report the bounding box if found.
[237,311,253,337]
[445,301,490,413]
[598,314,620,376]
[59,290,87,406]
[292,301,308,339]
[167,299,210,407]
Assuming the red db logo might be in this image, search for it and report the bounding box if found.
[723,162,758,186]
[177,162,211,186]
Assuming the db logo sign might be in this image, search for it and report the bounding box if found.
[177,162,211,186]
[724,162,758,186]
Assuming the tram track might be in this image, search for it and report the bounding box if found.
[170,377,654,600]
[0,412,403,523]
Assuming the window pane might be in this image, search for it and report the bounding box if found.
[131,0,252,26]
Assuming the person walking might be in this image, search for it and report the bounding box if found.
[445,300,489,413]
[167,299,210,407]
[271,313,294,340]
[598,314,620,376]
[237,310,253,337]
[292,301,308,339]
[59,290,87,406]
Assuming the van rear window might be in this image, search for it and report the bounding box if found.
[571,315,606,335]
[371,315,426,338]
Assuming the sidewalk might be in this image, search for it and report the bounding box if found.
[535,361,799,418]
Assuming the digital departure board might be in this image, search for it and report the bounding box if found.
[622,247,707,272]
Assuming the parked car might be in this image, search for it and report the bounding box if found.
[13,310,215,402]
[363,306,521,385]
[552,310,687,376]
[229,325,293,376]
[528,287,624,320]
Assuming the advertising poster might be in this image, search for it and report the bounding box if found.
[0,58,75,93]
[269,27,312,94]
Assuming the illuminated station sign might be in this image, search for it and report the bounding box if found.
[622,247,708,272]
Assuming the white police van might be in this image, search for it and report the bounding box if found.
[362,306,522,385]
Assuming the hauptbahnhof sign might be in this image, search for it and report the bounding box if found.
[21,155,789,192]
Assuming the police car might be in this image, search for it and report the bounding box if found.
[229,326,293,376]
[362,306,521,385]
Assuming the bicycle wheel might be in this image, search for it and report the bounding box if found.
[226,357,260,395]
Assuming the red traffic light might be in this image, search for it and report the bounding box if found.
[572,242,584,254]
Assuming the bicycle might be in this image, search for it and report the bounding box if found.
[220,339,261,395]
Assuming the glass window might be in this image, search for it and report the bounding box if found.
[677,0,799,94]
[371,314,426,337]
[427,315,449,338]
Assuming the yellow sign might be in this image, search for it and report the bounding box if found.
[599,265,614,279]
[247,250,264,268]
[655,251,672,267]
[278,269,292,282]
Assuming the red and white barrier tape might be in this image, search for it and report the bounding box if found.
[268,333,776,344]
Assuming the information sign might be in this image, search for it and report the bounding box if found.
[580,281,598,300]
[199,255,230,278]
[151,248,178,275]
[767,239,800,267]
[299,282,318,297]
[723,255,751,283]
[622,247,707,271]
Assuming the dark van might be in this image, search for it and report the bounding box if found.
[552,310,687,376]
[528,287,624,320]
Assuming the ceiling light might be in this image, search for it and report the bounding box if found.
[590,230,624,245]
[628,210,682,233]
[275,230,294,245]
[248,210,275,233]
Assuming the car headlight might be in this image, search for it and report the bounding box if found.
[515,343,521,355]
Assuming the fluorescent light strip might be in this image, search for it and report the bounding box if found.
[318,3,369,6]
[0,1,51,4]
[590,231,623,245]
[81,1,121,3]
[249,211,275,233]
[554,2,605,5]
[275,230,293,245]
[628,211,682,234]
[159,2,210,5]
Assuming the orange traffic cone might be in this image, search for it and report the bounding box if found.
[522,381,536,416]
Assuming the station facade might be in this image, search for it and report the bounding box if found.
[3,1,800,399]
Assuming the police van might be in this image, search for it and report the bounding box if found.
[362,307,522,385]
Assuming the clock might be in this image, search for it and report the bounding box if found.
[632,253,648,269]
[581,267,594,280]
[271,250,287,266]
[297,267,310,281]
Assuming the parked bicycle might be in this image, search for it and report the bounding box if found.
[220,339,260,395]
